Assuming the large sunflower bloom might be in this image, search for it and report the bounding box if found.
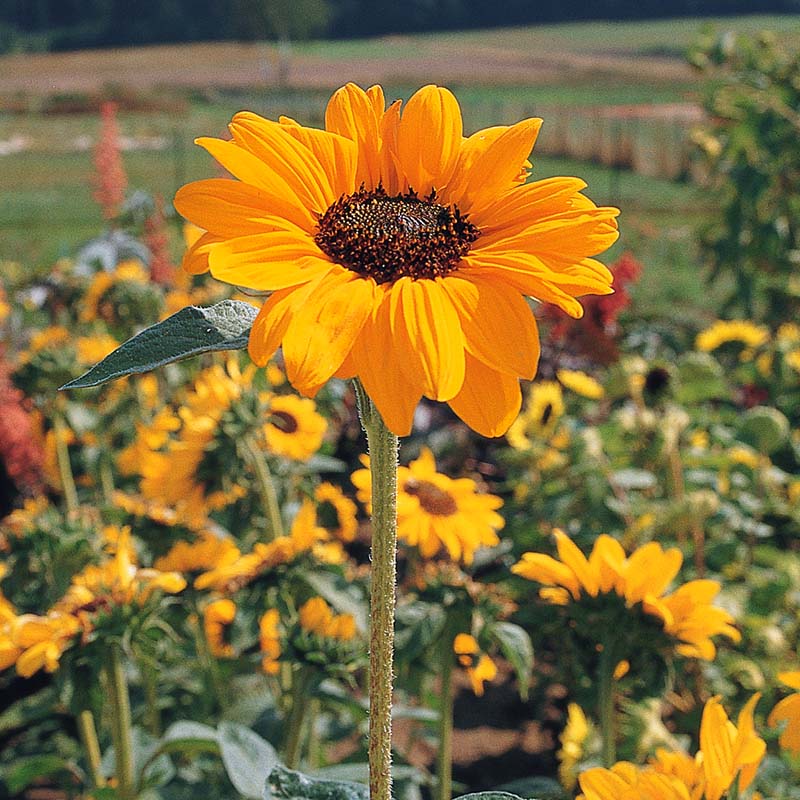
[175,83,619,437]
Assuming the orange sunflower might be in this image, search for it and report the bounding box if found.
[175,83,618,437]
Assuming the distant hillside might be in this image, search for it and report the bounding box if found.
[0,0,799,52]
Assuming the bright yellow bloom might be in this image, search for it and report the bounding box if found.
[786,349,800,372]
[314,482,358,542]
[298,596,356,641]
[728,445,761,470]
[558,703,591,790]
[453,633,497,696]
[776,322,800,343]
[263,393,327,460]
[0,611,81,678]
[259,608,281,674]
[352,447,503,563]
[768,671,800,754]
[175,83,618,437]
[80,260,149,323]
[578,761,693,800]
[700,694,765,800]
[649,748,704,800]
[203,598,237,658]
[695,320,769,352]
[21,325,70,362]
[557,368,604,399]
[512,530,740,659]
[76,334,119,365]
[507,380,564,449]
[154,531,241,573]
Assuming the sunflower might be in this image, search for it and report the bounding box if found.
[154,530,241,574]
[512,530,740,660]
[695,320,769,352]
[768,671,800,754]
[577,694,764,800]
[263,393,327,460]
[506,380,565,449]
[314,482,358,542]
[298,596,357,641]
[175,83,618,437]
[203,598,237,658]
[557,368,604,400]
[259,608,281,674]
[352,446,503,563]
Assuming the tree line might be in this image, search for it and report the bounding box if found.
[0,0,798,52]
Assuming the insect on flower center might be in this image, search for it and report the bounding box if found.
[404,478,458,516]
[314,186,480,284]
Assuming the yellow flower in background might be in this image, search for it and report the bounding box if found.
[175,82,618,437]
[154,530,241,574]
[0,284,9,322]
[453,633,497,696]
[776,322,800,343]
[259,608,281,674]
[299,596,356,641]
[557,368,604,400]
[512,530,740,659]
[79,260,149,323]
[786,349,800,373]
[695,320,769,352]
[768,671,800,754]
[263,393,327,460]
[314,482,358,542]
[20,326,70,363]
[507,380,564,449]
[76,334,120,365]
[0,610,81,678]
[578,761,693,800]
[352,447,503,563]
[700,694,765,800]
[203,598,237,658]
[558,703,591,791]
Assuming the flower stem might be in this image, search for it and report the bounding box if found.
[54,412,79,514]
[76,709,105,789]
[283,668,310,769]
[436,634,455,800]
[244,435,285,541]
[597,645,617,768]
[106,645,135,800]
[354,380,399,800]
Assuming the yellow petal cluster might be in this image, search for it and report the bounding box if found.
[768,671,800,754]
[557,368,605,399]
[695,320,769,352]
[298,597,356,641]
[0,608,80,678]
[259,608,281,674]
[154,530,241,573]
[507,380,565,449]
[263,393,327,461]
[578,694,765,800]
[352,447,503,564]
[453,633,497,696]
[203,598,237,658]
[512,530,740,659]
[558,703,591,790]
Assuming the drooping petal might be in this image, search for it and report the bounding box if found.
[440,274,539,378]
[554,529,599,597]
[396,85,462,194]
[282,268,375,395]
[391,277,465,402]
[350,287,424,437]
[447,352,522,437]
[248,285,314,366]
[181,231,219,275]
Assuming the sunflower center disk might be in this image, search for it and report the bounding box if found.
[314,186,480,284]
[269,410,299,434]
[404,479,458,516]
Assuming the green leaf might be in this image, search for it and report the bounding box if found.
[265,766,368,800]
[162,720,218,743]
[488,622,534,701]
[60,300,258,390]
[218,721,280,799]
[6,755,72,794]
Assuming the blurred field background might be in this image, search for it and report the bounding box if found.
[2,13,799,321]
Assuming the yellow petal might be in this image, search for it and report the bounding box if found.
[283,269,375,395]
[248,286,313,366]
[181,231,218,275]
[440,275,539,379]
[447,352,521,438]
[554,529,599,597]
[392,278,465,402]
[396,85,462,194]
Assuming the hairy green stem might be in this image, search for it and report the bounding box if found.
[436,635,455,800]
[355,380,399,800]
[244,435,285,540]
[76,709,105,789]
[597,645,617,768]
[54,412,79,514]
[106,645,135,800]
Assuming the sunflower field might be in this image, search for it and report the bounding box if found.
[1,27,800,800]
